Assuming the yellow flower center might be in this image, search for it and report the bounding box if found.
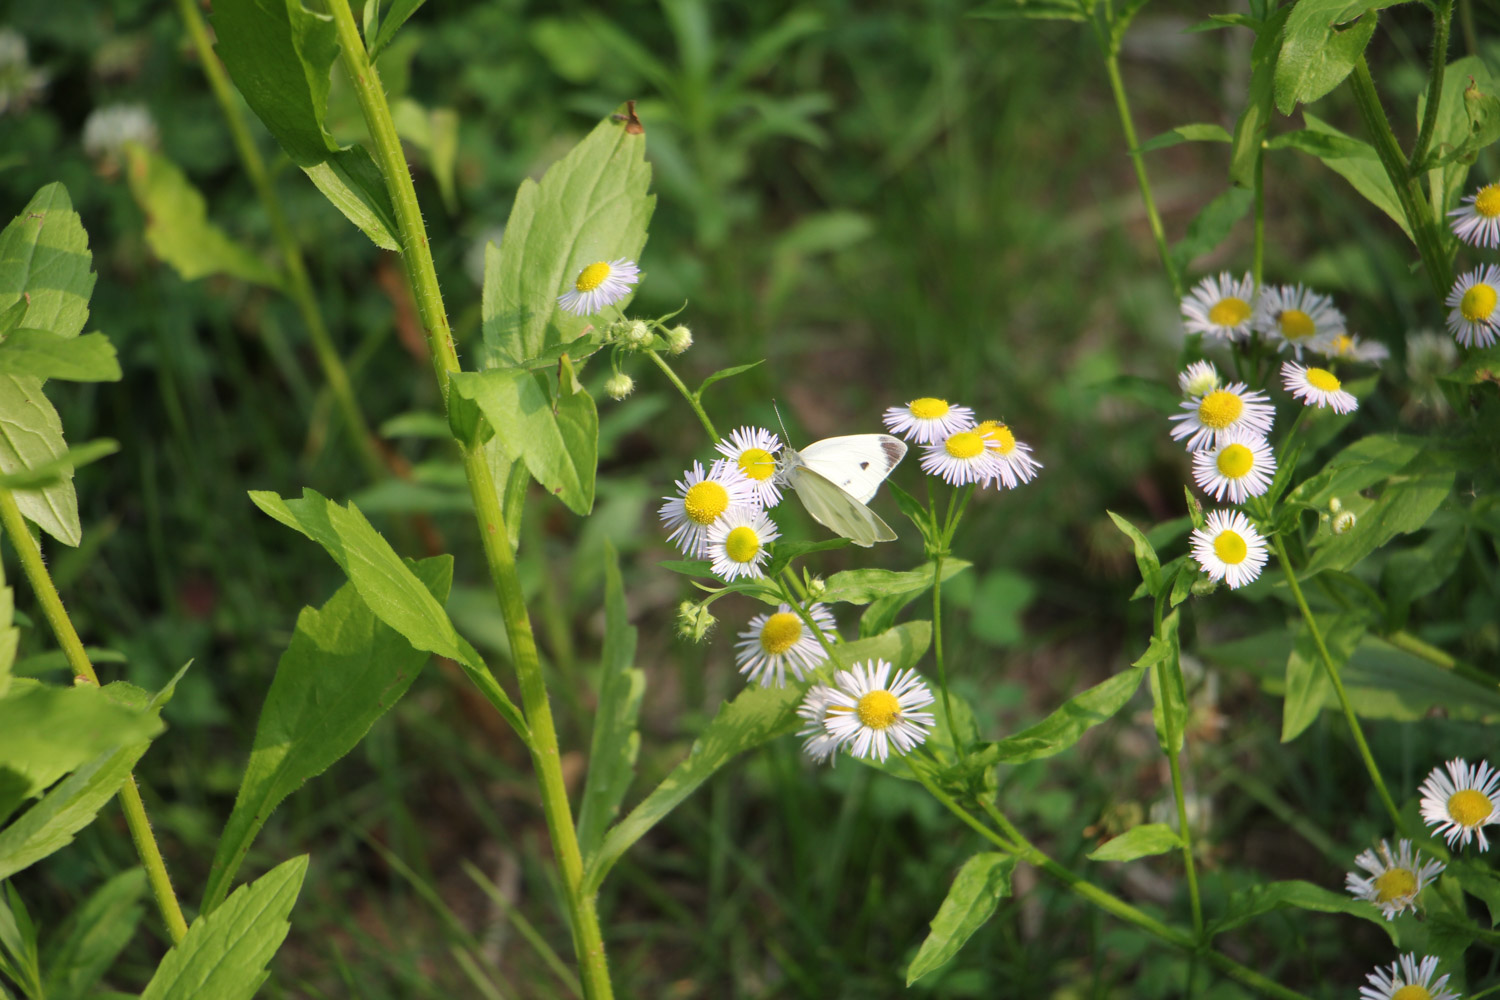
[1477,184,1500,218]
[737,447,776,481]
[683,481,729,525]
[1392,986,1432,1000]
[1330,334,1354,355]
[575,261,612,292]
[1373,867,1418,904]
[908,397,950,419]
[1305,367,1342,392]
[1278,308,1317,341]
[1216,443,1254,479]
[1214,530,1248,565]
[1208,296,1251,327]
[1461,282,1498,322]
[1197,390,1244,430]
[855,689,901,730]
[1448,788,1494,828]
[976,420,1016,455]
[944,430,985,460]
[724,526,762,564]
[759,612,803,655]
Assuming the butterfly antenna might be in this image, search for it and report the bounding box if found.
[771,399,792,444]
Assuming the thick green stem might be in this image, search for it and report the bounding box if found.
[325,3,613,996]
[1153,597,1203,936]
[1409,0,1454,173]
[1270,534,1404,833]
[645,349,717,441]
[0,490,189,944]
[1103,53,1182,298]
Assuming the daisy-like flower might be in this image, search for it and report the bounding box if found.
[715,426,783,507]
[1178,360,1221,398]
[975,420,1041,489]
[1449,182,1500,249]
[822,659,936,763]
[556,258,640,315]
[1313,331,1390,365]
[1282,361,1358,414]
[1359,954,1459,1000]
[1168,383,1275,452]
[1419,758,1500,850]
[1345,839,1445,921]
[704,507,779,582]
[1191,431,1276,504]
[883,398,975,445]
[736,603,838,687]
[1253,284,1345,357]
[796,684,842,763]
[1446,265,1500,348]
[658,459,756,558]
[1181,272,1257,341]
[1189,509,1268,589]
[920,427,1000,486]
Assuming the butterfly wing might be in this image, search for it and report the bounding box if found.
[797,434,907,504]
[787,463,898,547]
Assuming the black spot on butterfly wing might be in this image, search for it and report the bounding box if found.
[860,461,870,470]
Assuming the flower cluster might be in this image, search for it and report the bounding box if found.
[1446,182,1500,347]
[1180,272,1388,362]
[659,426,785,582]
[797,659,936,764]
[883,398,1041,489]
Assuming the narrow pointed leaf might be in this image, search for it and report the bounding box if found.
[0,331,120,383]
[1281,614,1366,742]
[42,869,145,999]
[906,854,1015,985]
[1087,823,1182,862]
[0,743,148,881]
[977,661,1147,766]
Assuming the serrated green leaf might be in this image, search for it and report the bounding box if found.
[978,661,1147,766]
[201,558,451,913]
[1088,823,1182,862]
[482,109,653,367]
[1298,113,1412,239]
[368,0,427,57]
[1208,879,1394,943]
[1281,614,1365,742]
[42,869,145,1000]
[0,375,79,545]
[1171,186,1254,273]
[577,541,644,863]
[906,854,1015,985]
[0,184,95,341]
[0,331,120,383]
[1137,122,1232,153]
[820,561,970,605]
[1274,0,1384,115]
[141,855,307,1000]
[0,743,148,881]
[0,439,116,491]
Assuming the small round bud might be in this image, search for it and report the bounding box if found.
[604,372,635,400]
[1327,496,1343,514]
[806,576,826,598]
[665,324,693,354]
[624,320,653,348]
[1331,510,1357,535]
[605,319,632,342]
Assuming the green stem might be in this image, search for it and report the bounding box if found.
[1409,0,1454,173]
[645,349,717,441]
[931,551,958,750]
[172,0,389,486]
[0,489,189,945]
[1153,597,1203,936]
[1102,53,1182,299]
[1252,149,1266,288]
[1270,533,1403,833]
[324,4,613,996]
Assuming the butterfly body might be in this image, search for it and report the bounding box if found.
[778,434,907,546]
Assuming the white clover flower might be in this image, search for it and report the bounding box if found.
[1180,272,1256,341]
[715,426,783,507]
[1419,758,1500,851]
[1449,182,1500,249]
[1345,839,1443,921]
[1446,265,1500,348]
[1313,331,1389,365]
[658,459,757,558]
[1359,954,1458,1000]
[822,659,935,763]
[1190,431,1276,504]
[81,103,158,160]
[1282,361,1358,414]
[736,603,837,688]
[1253,284,1344,358]
[1189,510,1268,589]
[797,684,842,763]
[1168,383,1275,452]
[557,258,640,316]
[882,398,975,445]
[920,427,1001,487]
[704,507,778,582]
[1177,360,1221,398]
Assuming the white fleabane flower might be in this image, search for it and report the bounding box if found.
[975,420,1041,489]
[1446,265,1500,348]
[883,398,975,445]
[1449,182,1500,249]
[1359,954,1459,1000]
[797,685,842,763]
[1345,839,1444,921]
[1189,510,1268,589]
[715,426,783,506]
[1191,432,1276,504]
[1168,383,1275,452]
[658,459,757,557]
[1313,331,1389,365]
[705,507,778,582]
[1282,361,1358,414]
[557,258,640,316]
[1178,360,1221,398]
[1419,758,1500,851]
[736,603,838,688]
[1253,284,1344,358]
[920,427,1000,486]
[822,660,935,763]
[1181,272,1256,341]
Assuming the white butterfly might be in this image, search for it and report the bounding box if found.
[777,434,908,546]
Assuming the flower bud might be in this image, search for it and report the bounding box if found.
[806,576,826,599]
[1332,510,1357,535]
[676,600,716,643]
[604,372,635,400]
[624,319,653,348]
[1327,496,1343,514]
[605,319,632,342]
[666,324,693,354]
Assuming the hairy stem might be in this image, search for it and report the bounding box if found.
[1409,0,1454,173]
[645,349,718,441]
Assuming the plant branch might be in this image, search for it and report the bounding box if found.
[1409,0,1455,172]
[1102,52,1182,298]
[645,349,718,441]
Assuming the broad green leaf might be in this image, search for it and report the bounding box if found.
[0,550,12,698]
[1451,860,1500,927]
[1208,879,1394,944]
[449,369,597,515]
[978,662,1147,765]
[0,375,80,545]
[577,541,644,863]
[201,558,451,913]
[0,331,120,383]
[42,869,145,1000]
[828,620,933,673]
[1299,113,1412,239]
[141,855,307,1000]
[1305,468,1453,574]
[0,743,148,881]
[1106,511,1159,595]
[1170,186,1254,274]
[1266,127,1377,161]
[1281,614,1365,742]
[1137,123,1232,153]
[0,439,117,491]
[1419,57,1500,216]
[1274,0,1383,115]
[211,0,399,250]
[0,303,25,338]
[905,854,1015,985]
[1144,610,1185,754]
[1088,823,1182,862]
[482,109,653,366]
[368,0,427,57]
[821,561,971,605]
[1228,9,1286,188]
[1287,434,1422,508]
[0,185,95,341]
[123,146,282,289]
